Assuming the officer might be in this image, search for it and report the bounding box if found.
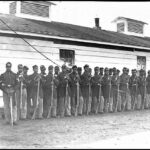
[29,65,43,119]
[138,69,146,110]
[102,67,112,113]
[111,68,120,112]
[120,67,130,111]
[57,64,69,117]
[54,66,60,116]
[146,70,150,109]
[77,67,84,116]
[16,64,24,120]
[0,62,18,125]
[44,65,59,118]
[80,64,92,115]
[129,69,138,110]
[69,65,80,116]
[91,67,102,114]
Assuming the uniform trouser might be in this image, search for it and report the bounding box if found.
[3,92,17,123]
[46,95,57,118]
[145,94,150,108]
[32,94,43,118]
[78,96,84,115]
[71,96,76,115]
[131,93,137,109]
[27,89,32,118]
[92,96,99,114]
[16,88,27,120]
[58,97,65,117]
[65,95,71,116]
[83,97,92,114]
[98,96,104,113]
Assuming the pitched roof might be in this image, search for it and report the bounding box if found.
[112,16,148,25]
[0,13,150,49]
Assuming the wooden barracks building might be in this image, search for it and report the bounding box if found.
[0,1,150,74]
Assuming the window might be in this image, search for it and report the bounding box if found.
[137,56,146,75]
[117,23,125,32]
[128,22,143,34]
[21,1,49,18]
[60,49,75,66]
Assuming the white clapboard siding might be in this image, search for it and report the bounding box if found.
[0,36,54,47]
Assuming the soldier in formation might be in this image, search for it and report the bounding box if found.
[1,62,150,126]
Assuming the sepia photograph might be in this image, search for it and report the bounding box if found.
[1,0,150,149]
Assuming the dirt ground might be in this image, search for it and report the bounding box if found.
[1,109,150,149]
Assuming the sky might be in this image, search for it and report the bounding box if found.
[0,1,150,36]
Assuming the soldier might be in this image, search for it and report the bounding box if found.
[57,65,70,117]
[40,65,47,118]
[102,67,112,113]
[0,62,18,125]
[120,67,130,111]
[69,65,80,116]
[146,70,150,109]
[91,67,102,114]
[138,69,147,110]
[44,65,59,118]
[54,66,60,116]
[129,69,138,110]
[77,67,84,116]
[80,64,92,115]
[29,65,43,119]
[18,66,29,120]
[16,64,24,120]
[111,68,120,112]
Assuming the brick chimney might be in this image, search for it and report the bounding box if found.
[94,17,101,30]
[9,1,56,22]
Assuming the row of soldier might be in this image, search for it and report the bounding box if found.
[0,62,150,125]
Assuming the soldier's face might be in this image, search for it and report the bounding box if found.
[62,68,66,72]
[23,69,28,74]
[78,70,82,75]
[95,69,99,74]
[132,71,136,76]
[33,67,38,73]
[55,68,59,74]
[49,69,53,74]
[18,68,23,73]
[85,67,89,72]
[105,70,109,75]
[73,68,77,73]
[6,66,11,72]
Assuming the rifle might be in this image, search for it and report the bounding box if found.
[87,80,92,115]
[142,77,147,110]
[96,83,101,114]
[115,83,120,113]
[122,82,130,112]
[75,80,79,116]
[31,76,40,120]
[20,80,23,111]
[133,78,138,110]
[47,76,54,119]
[108,76,113,113]
[9,93,13,126]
